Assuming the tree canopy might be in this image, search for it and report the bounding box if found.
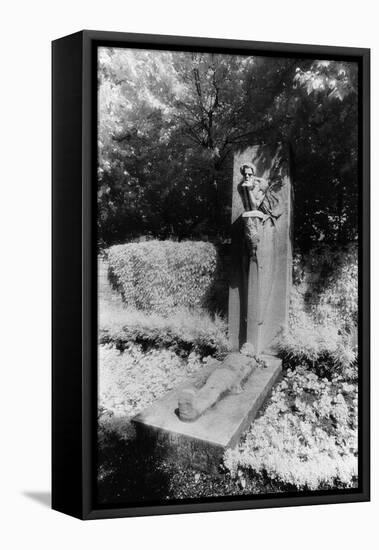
[98,48,358,251]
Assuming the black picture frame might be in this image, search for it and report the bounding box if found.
[52,30,370,520]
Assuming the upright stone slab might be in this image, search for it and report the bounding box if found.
[228,143,293,354]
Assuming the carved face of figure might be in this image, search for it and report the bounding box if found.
[242,166,254,183]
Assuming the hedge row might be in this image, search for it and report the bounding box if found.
[103,240,358,376]
[99,305,230,358]
[107,240,219,315]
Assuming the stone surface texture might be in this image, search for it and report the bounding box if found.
[178,352,256,421]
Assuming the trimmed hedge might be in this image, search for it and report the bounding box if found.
[99,305,230,358]
[107,240,219,315]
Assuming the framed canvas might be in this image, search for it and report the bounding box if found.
[52,30,370,520]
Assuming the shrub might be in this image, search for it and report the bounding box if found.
[107,240,219,315]
[99,304,230,358]
[298,243,358,331]
[279,244,358,380]
[224,365,358,490]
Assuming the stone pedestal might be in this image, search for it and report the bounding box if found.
[228,143,293,354]
[132,355,282,473]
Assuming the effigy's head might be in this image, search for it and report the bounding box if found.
[240,163,256,182]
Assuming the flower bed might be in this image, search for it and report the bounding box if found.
[98,343,207,442]
[224,365,358,490]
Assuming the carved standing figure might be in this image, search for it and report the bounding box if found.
[238,158,285,354]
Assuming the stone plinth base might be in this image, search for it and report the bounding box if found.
[132,355,282,473]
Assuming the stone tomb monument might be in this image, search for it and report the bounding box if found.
[229,143,293,355]
[132,143,292,473]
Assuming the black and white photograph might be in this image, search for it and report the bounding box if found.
[96,45,362,507]
[2,0,378,542]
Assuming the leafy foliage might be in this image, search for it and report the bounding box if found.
[98,49,358,249]
[224,366,358,490]
[98,241,359,494]
[107,240,220,315]
[99,304,229,358]
[294,60,357,101]
[98,343,206,443]
[279,244,358,380]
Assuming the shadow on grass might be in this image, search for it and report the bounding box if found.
[97,432,173,506]
[96,429,296,506]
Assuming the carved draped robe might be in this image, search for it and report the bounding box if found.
[238,177,285,354]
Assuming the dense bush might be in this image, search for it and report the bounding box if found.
[279,244,358,380]
[107,240,219,315]
[224,365,358,490]
[99,304,230,358]
[295,244,358,330]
